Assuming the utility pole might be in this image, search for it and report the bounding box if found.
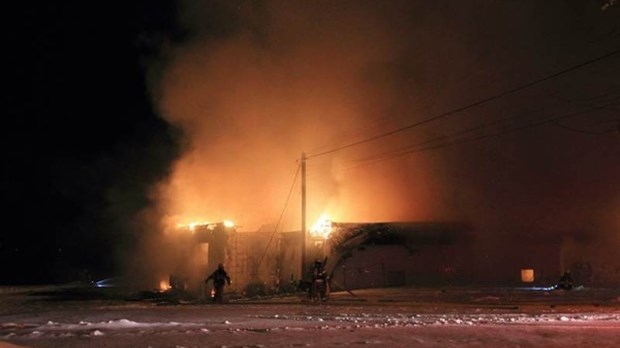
[300,152,307,280]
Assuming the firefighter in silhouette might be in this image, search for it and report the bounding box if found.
[310,258,329,301]
[557,270,573,290]
[205,263,231,303]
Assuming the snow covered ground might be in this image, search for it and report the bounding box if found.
[2,285,620,347]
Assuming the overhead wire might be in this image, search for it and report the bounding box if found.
[294,48,620,225]
[304,104,432,157]
[256,163,301,269]
[337,100,619,172]
[306,48,620,160]
[551,120,618,134]
[398,102,618,155]
[347,89,620,166]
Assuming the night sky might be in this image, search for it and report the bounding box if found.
[2,1,184,284]
[2,1,619,285]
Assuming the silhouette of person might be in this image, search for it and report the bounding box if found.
[557,270,573,290]
[310,258,329,301]
[205,263,232,303]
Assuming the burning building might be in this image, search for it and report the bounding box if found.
[166,221,297,297]
[164,216,612,298]
[166,221,234,295]
[316,221,477,290]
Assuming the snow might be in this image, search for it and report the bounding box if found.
[2,286,620,347]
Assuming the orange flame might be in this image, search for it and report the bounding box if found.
[159,280,171,291]
[310,213,332,239]
[176,220,235,232]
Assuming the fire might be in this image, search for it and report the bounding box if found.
[310,213,333,239]
[159,280,171,291]
[176,220,235,232]
[176,221,209,231]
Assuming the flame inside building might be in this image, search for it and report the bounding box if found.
[162,221,233,293]
[156,214,617,297]
[167,217,469,296]
[162,219,302,296]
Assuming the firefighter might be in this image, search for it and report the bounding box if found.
[557,270,573,290]
[310,258,329,301]
[205,263,232,303]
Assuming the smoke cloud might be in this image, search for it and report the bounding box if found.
[140,0,618,278]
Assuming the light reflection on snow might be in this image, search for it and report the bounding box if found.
[253,312,620,328]
[5,311,619,340]
[1,319,208,339]
[3,286,620,343]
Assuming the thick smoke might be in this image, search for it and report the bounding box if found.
[140,1,618,282]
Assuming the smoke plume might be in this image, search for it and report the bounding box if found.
[139,1,619,282]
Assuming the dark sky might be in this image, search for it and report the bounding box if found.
[1,1,184,284]
[2,1,619,285]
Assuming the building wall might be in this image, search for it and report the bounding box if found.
[330,245,409,290]
[471,242,562,286]
[178,224,606,294]
[329,244,477,290]
[226,231,281,294]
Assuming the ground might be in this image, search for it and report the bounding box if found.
[1,285,620,347]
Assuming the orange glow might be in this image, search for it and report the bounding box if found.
[175,220,235,232]
[310,213,333,239]
[176,221,209,231]
[159,280,171,291]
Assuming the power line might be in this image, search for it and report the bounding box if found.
[400,105,615,155]
[551,120,618,134]
[307,48,620,159]
[350,89,620,165]
[341,101,616,171]
[256,163,300,269]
